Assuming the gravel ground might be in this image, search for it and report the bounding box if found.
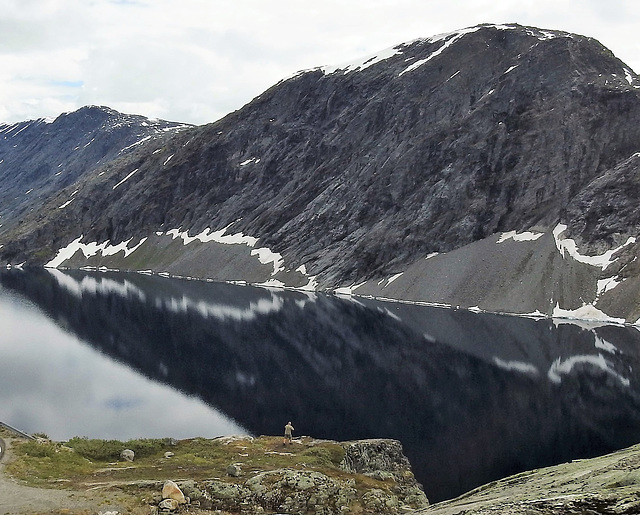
[0,436,116,515]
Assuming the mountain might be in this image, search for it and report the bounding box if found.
[2,23,640,322]
[0,106,191,234]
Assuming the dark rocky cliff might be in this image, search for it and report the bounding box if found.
[1,24,640,320]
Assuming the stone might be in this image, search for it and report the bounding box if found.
[366,470,396,482]
[247,469,357,514]
[120,449,135,462]
[164,451,175,458]
[362,488,399,512]
[200,480,252,511]
[162,480,186,504]
[158,498,179,511]
[226,463,242,477]
[178,479,203,501]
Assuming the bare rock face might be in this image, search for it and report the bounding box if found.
[340,439,412,475]
[414,442,640,515]
[340,439,429,510]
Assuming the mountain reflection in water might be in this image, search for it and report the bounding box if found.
[2,268,640,503]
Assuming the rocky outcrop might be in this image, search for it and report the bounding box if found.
[151,438,428,515]
[415,442,640,515]
[341,439,429,510]
[340,439,413,476]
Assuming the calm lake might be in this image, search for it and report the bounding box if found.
[1,268,640,502]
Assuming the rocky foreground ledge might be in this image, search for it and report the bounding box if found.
[3,428,640,515]
[1,431,428,514]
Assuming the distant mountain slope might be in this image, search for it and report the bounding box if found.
[2,23,640,321]
[0,106,190,235]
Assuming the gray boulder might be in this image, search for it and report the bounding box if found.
[119,449,135,462]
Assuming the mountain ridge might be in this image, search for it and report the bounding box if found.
[2,23,640,322]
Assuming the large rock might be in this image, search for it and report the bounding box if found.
[340,439,411,475]
[245,469,357,514]
[226,463,242,477]
[162,480,186,504]
[158,498,179,512]
[119,449,134,462]
[340,439,429,510]
[199,479,252,511]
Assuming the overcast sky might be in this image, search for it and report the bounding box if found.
[2,0,639,126]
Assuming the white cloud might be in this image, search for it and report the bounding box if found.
[1,0,639,125]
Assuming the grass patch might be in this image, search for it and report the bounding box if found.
[7,441,94,485]
[5,434,383,499]
[67,437,167,461]
[301,444,345,467]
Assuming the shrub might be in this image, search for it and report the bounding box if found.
[19,441,57,458]
[67,436,167,461]
[302,445,345,467]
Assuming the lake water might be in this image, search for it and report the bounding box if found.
[1,268,640,503]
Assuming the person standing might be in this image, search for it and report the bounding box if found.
[283,421,294,445]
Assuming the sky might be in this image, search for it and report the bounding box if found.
[1,0,639,126]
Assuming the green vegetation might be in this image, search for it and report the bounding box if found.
[7,441,94,485]
[3,434,427,514]
[66,437,167,461]
[301,443,345,468]
[6,435,351,489]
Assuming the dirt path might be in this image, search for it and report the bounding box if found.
[0,437,118,515]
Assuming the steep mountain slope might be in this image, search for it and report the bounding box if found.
[2,23,640,320]
[0,106,190,235]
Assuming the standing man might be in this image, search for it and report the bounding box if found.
[284,421,294,445]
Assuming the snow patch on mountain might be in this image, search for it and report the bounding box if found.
[497,230,544,243]
[552,302,626,325]
[322,45,404,75]
[378,272,403,288]
[166,227,284,276]
[166,226,259,247]
[553,224,635,270]
[597,276,622,296]
[112,168,140,190]
[45,236,148,268]
[399,26,483,76]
